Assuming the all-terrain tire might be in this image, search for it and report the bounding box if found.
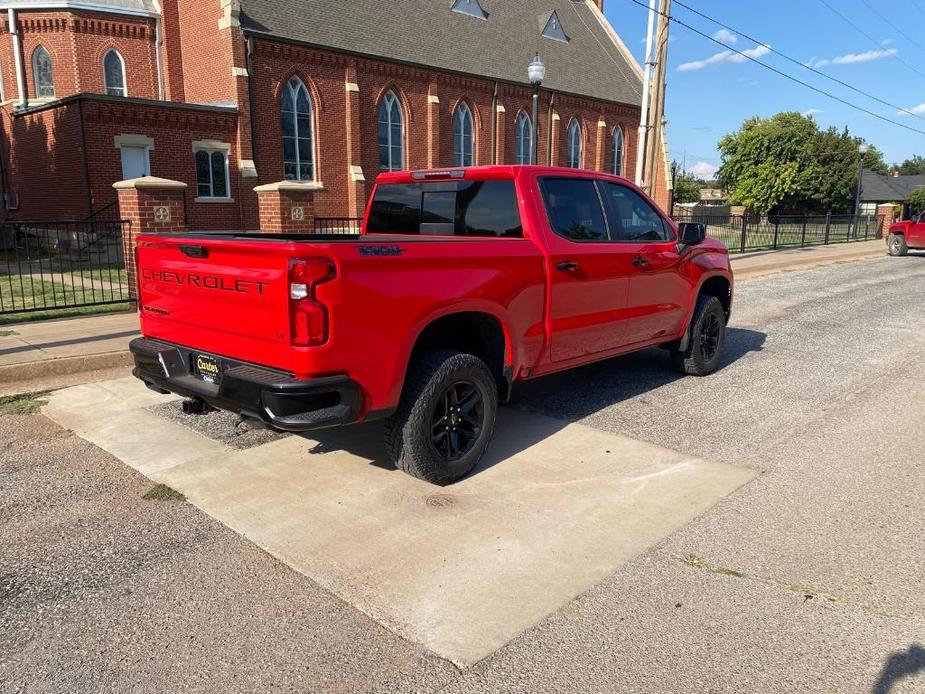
[670,294,726,376]
[887,233,908,257]
[384,350,498,485]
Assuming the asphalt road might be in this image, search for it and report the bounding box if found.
[3,255,925,693]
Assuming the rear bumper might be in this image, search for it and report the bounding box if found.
[129,337,362,431]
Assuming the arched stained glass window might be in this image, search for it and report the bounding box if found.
[281,77,315,181]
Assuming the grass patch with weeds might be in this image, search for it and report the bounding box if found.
[142,483,185,502]
[0,329,16,336]
[677,552,746,578]
[0,391,49,416]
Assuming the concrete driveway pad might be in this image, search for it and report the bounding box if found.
[43,377,756,668]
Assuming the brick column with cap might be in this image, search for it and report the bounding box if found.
[254,180,324,233]
[113,176,188,300]
[876,203,895,238]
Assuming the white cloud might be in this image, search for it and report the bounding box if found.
[806,48,897,69]
[802,108,824,117]
[677,43,771,72]
[881,38,894,46]
[711,28,737,44]
[688,161,719,179]
[897,103,925,117]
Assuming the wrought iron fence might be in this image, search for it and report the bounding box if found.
[0,220,131,316]
[672,212,880,253]
[313,217,363,235]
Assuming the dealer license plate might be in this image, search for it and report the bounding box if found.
[193,353,221,383]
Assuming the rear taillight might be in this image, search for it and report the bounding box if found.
[289,258,335,346]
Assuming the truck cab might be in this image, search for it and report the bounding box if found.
[887,212,925,255]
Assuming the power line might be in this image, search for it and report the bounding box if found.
[858,0,925,55]
[815,0,925,82]
[914,0,925,19]
[668,0,925,122]
[623,0,925,137]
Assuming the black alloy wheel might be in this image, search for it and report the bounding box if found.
[698,311,722,362]
[431,380,485,462]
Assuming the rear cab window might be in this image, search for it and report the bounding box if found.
[366,179,523,237]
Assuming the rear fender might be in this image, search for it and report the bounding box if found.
[387,301,515,407]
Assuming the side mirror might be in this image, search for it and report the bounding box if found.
[678,222,706,245]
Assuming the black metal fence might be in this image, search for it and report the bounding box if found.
[673,212,881,253]
[0,220,130,316]
[313,217,363,234]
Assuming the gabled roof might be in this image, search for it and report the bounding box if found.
[861,169,925,202]
[0,0,159,16]
[240,0,643,106]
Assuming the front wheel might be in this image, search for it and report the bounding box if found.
[671,295,726,376]
[384,350,498,485]
[887,233,908,256]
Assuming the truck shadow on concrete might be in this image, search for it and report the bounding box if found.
[508,326,767,426]
[872,644,925,694]
[302,327,766,481]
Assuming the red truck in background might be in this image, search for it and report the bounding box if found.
[130,166,733,485]
[887,212,925,256]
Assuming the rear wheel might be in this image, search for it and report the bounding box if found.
[384,350,497,485]
[671,295,726,376]
[887,233,908,256]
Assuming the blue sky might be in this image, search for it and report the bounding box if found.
[603,0,925,179]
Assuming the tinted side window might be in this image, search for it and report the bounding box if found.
[600,182,672,242]
[366,183,421,234]
[539,177,608,241]
[367,180,522,237]
[459,180,522,237]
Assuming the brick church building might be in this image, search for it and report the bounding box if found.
[0,0,671,231]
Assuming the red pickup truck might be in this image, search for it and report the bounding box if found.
[130,166,733,484]
[887,212,925,255]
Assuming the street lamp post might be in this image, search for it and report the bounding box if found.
[854,143,868,224]
[528,53,545,165]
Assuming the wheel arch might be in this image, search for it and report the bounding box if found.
[697,274,732,321]
[677,273,732,352]
[399,306,514,404]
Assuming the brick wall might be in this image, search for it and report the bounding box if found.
[172,0,235,105]
[248,38,654,219]
[0,10,158,102]
[2,96,242,227]
[0,100,91,219]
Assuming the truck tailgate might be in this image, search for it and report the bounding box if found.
[136,235,296,372]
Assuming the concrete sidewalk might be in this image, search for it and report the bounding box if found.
[0,238,888,394]
[0,311,138,395]
[731,238,885,279]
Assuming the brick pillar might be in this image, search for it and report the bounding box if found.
[344,66,366,217]
[876,204,895,239]
[495,103,506,164]
[549,112,561,167]
[595,119,606,172]
[254,181,323,233]
[427,87,440,168]
[113,176,188,300]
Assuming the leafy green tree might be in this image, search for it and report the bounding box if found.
[909,187,925,215]
[898,155,925,176]
[673,169,700,204]
[717,112,885,213]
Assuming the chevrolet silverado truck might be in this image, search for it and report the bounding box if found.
[887,212,925,256]
[130,166,733,484]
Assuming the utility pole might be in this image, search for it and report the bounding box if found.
[643,0,671,197]
[634,0,657,186]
